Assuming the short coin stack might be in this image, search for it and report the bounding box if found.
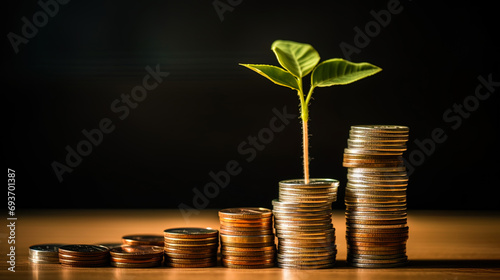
[58,245,110,267]
[273,179,339,269]
[110,245,164,268]
[163,228,219,268]
[29,244,63,264]
[219,208,275,268]
[343,125,410,268]
[122,234,164,246]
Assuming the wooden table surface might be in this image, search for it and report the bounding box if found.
[1,210,499,280]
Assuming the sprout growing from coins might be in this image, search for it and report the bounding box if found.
[240,40,382,183]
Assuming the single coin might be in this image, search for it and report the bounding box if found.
[219,208,272,219]
[163,228,218,239]
[58,245,110,256]
[110,245,163,258]
[122,235,164,246]
[111,256,163,263]
[30,244,64,255]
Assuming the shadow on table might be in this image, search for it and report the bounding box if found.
[407,260,500,269]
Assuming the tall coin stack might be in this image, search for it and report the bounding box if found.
[343,125,410,268]
[163,228,219,268]
[219,208,276,268]
[273,179,339,269]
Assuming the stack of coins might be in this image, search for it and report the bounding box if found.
[122,235,164,246]
[343,125,410,268]
[273,179,339,269]
[163,228,219,268]
[219,208,275,268]
[29,244,63,264]
[110,245,164,268]
[58,245,110,267]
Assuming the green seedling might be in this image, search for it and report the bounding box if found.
[240,40,382,183]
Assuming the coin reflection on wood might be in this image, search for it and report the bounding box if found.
[219,208,276,268]
[163,227,219,267]
[343,125,410,268]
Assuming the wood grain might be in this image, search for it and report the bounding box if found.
[1,210,499,279]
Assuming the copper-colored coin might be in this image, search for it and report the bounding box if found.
[110,245,163,259]
[219,208,272,219]
[59,258,109,266]
[165,243,218,249]
[219,228,273,236]
[59,253,109,261]
[221,245,275,253]
[221,242,274,248]
[164,252,215,259]
[222,251,275,259]
[219,217,271,223]
[164,247,217,255]
[164,237,218,244]
[58,245,109,256]
[220,234,274,244]
[220,221,272,228]
[111,256,163,263]
[220,225,270,232]
[222,258,274,266]
[163,228,218,239]
[223,262,275,269]
[122,235,163,246]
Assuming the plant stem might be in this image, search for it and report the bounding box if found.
[302,117,310,184]
[297,78,310,184]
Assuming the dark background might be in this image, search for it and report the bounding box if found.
[5,0,499,210]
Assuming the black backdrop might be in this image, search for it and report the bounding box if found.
[5,0,499,210]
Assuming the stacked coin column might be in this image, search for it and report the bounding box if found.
[219,208,276,268]
[29,244,62,264]
[163,228,219,268]
[273,179,339,269]
[110,245,164,268]
[343,125,410,268]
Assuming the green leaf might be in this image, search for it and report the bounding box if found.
[311,58,382,87]
[271,40,320,78]
[239,64,299,91]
